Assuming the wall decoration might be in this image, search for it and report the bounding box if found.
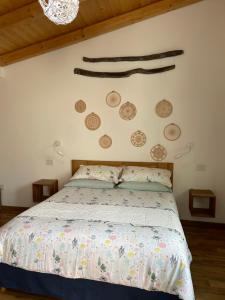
[150,144,167,161]
[155,100,173,118]
[85,113,101,130]
[83,50,184,63]
[164,123,181,141]
[99,135,112,149]
[106,91,121,107]
[75,100,86,113]
[119,102,137,121]
[131,130,146,147]
[74,65,175,78]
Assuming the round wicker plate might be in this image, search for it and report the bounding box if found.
[99,135,112,149]
[164,123,181,141]
[155,99,173,118]
[85,113,101,130]
[106,91,121,107]
[75,100,86,113]
[119,102,137,121]
[150,144,167,161]
[131,130,146,147]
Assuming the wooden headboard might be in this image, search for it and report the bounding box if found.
[71,160,174,187]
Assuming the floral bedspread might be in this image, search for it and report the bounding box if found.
[0,187,194,300]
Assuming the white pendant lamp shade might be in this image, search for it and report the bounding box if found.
[39,0,80,25]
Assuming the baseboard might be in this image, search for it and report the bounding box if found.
[181,219,225,229]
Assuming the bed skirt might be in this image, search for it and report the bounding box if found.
[0,263,179,300]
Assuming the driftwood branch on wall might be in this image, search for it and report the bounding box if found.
[83,50,184,63]
[74,65,175,78]
[74,65,176,78]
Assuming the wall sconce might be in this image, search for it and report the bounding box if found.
[53,140,65,161]
[174,142,194,160]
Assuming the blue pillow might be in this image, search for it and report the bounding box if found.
[117,181,172,192]
[64,179,115,189]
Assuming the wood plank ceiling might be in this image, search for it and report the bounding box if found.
[0,0,203,66]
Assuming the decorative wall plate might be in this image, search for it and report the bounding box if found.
[99,135,112,149]
[75,100,86,113]
[119,102,137,120]
[164,123,181,141]
[131,130,146,147]
[85,113,101,130]
[150,144,167,161]
[155,99,173,118]
[106,91,121,107]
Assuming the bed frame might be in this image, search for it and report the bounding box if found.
[72,160,174,188]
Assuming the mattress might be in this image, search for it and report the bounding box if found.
[0,186,194,300]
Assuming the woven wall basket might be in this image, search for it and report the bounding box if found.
[85,113,101,130]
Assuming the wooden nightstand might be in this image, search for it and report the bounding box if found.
[33,179,58,202]
[189,189,216,218]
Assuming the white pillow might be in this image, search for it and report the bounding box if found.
[71,165,122,184]
[120,166,172,188]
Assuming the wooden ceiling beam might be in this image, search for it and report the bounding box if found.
[0,2,42,30]
[0,0,203,66]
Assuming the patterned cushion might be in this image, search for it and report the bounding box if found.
[120,166,172,188]
[70,165,122,184]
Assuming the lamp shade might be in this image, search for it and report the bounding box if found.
[39,0,79,25]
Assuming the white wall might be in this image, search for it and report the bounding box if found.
[0,0,225,223]
[0,68,5,78]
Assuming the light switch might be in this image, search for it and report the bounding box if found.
[46,159,53,166]
[196,164,207,172]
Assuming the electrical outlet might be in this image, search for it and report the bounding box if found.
[196,164,207,172]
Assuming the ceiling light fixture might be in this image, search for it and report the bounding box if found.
[39,0,79,25]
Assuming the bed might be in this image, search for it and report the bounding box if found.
[0,160,194,300]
